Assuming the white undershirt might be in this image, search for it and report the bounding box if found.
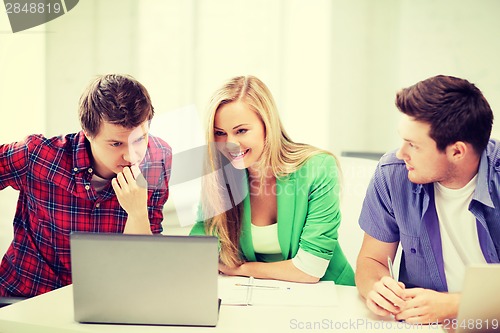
[251,223,329,278]
[91,173,110,193]
[434,175,486,292]
[251,223,281,254]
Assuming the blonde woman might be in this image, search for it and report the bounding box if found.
[190,75,354,285]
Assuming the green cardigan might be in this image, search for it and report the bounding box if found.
[190,154,355,286]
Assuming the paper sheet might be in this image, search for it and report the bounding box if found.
[218,276,338,307]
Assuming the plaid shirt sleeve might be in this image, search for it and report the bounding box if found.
[0,135,31,191]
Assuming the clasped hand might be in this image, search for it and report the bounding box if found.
[111,165,148,218]
[366,276,459,324]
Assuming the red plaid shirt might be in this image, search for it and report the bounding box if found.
[0,132,171,297]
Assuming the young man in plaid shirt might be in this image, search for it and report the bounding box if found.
[0,74,172,297]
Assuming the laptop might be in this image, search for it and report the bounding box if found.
[456,264,500,333]
[70,232,220,326]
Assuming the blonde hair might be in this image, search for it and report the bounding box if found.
[201,75,337,266]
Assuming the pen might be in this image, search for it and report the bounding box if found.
[387,256,395,280]
[244,277,254,305]
[235,283,283,289]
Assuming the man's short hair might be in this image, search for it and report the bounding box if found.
[79,74,154,137]
[396,75,493,154]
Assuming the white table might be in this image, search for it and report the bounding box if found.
[0,282,445,333]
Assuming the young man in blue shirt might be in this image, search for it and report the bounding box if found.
[356,75,500,324]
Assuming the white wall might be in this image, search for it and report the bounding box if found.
[0,14,46,255]
[31,0,500,153]
[397,0,500,140]
[2,0,500,244]
[44,0,141,136]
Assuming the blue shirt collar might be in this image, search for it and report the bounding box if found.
[473,150,495,208]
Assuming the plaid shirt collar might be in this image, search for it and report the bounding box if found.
[72,131,93,175]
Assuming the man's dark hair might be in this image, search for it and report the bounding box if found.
[79,74,154,137]
[396,75,493,154]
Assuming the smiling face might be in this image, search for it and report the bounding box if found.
[395,114,454,185]
[85,120,149,179]
[213,100,266,172]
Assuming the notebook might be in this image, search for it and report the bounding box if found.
[455,264,500,333]
[70,232,220,327]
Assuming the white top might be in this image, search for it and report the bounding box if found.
[251,223,281,254]
[434,174,486,292]
[251,223,329,278]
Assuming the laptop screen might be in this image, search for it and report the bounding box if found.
[455,264,500,333]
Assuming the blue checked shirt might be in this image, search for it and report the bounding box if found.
[359,139,500,292]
